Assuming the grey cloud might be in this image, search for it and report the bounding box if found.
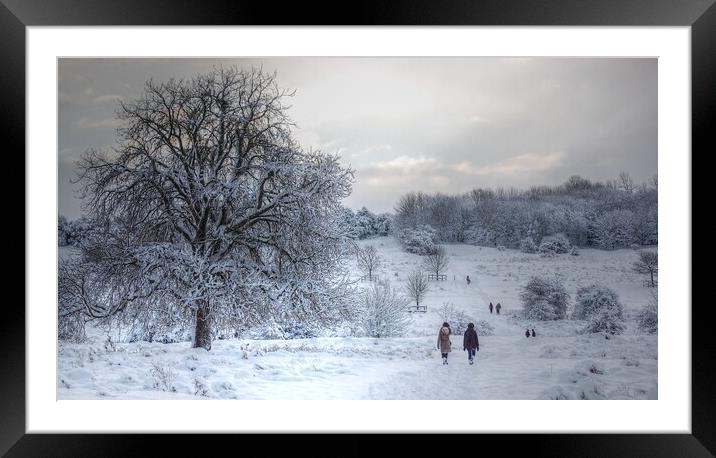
[58,57,656,217]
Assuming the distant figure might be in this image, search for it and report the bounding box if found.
[463,323,480,365]
[531,329,536,338]
[495,303,501,315]
[437,322,452,365]
[466,275,471,286]
[525,329,531,338]
[489,302,494,314]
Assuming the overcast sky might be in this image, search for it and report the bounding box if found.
[58,57,656,219]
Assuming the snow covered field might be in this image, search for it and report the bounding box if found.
[58,236,657,400]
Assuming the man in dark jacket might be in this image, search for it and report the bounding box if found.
[463,323,479,365]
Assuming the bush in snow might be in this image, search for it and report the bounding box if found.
[519,237,537,253]
[150,362,177,392]
[358,281,410,338]
[637,290,658,334]
[581,304,626,336]
[572,284,622,320]
[569,246,579,256]
[397,225,438,255]
[475,319,495,336]
[538,234,571,256]
[520,276,569,320]
[438,302,474,335]
[497,245,506,252]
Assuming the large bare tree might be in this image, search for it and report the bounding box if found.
[74,67,354,349]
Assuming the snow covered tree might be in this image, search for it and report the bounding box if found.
[637,290,658,334]
[74,67,354,350]
[423,246,449,279]
[405,270,430,307]
[359,281,410,337]
[398,225,438,255]
[633,250,658,287]
[538,233,571,255]
[581,302,626,335]
[356,244,382,281]
[572,284,622,320]
[520,276,569,320]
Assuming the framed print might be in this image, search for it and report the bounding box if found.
[5,0,712,455]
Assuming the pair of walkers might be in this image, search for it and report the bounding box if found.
[437,322,479,365]
[488,302,501,314]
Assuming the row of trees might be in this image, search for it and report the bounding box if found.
[393,173,657,250]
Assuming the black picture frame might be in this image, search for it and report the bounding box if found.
[4,0,711,455]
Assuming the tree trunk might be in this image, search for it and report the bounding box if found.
[650,271,655,287]
[193,301,212,350]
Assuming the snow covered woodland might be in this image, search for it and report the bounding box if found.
[61,68,355,350]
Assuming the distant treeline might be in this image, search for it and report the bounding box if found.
[393,173,657,250]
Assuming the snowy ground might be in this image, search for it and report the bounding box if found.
[58,237,657,400]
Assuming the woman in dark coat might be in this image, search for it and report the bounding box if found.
[463,323,479,365]
[525,328,531,338]
[437,322,452,365]
[495,303,501,314]
[489,302,494,314]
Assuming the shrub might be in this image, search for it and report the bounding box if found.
[438,302,474,335]
[359,281,410,338]
[637,291,658,334]
[572,284,621,320]
[581,305,626,335]
[538,233,571,255]
[569,246,579,256]
[520,276,570,320]
[519,237,537,253]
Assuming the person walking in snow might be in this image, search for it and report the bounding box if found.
[466,275,471,286]
[489,302,493,314]
[525,328,531,338]
[437,322,452,365]
[463,322,480,365]
[495,303,501,314]
[531,328,536,338]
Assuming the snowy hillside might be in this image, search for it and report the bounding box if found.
[58,236,657,400]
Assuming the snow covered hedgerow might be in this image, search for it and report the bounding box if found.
[397,225,439,255]
[637,291,658,334]
[519,237,537,253]
[572,284,621,320]
[358,281,411,338]
[520,276,570,320]
[538,233,571,256]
